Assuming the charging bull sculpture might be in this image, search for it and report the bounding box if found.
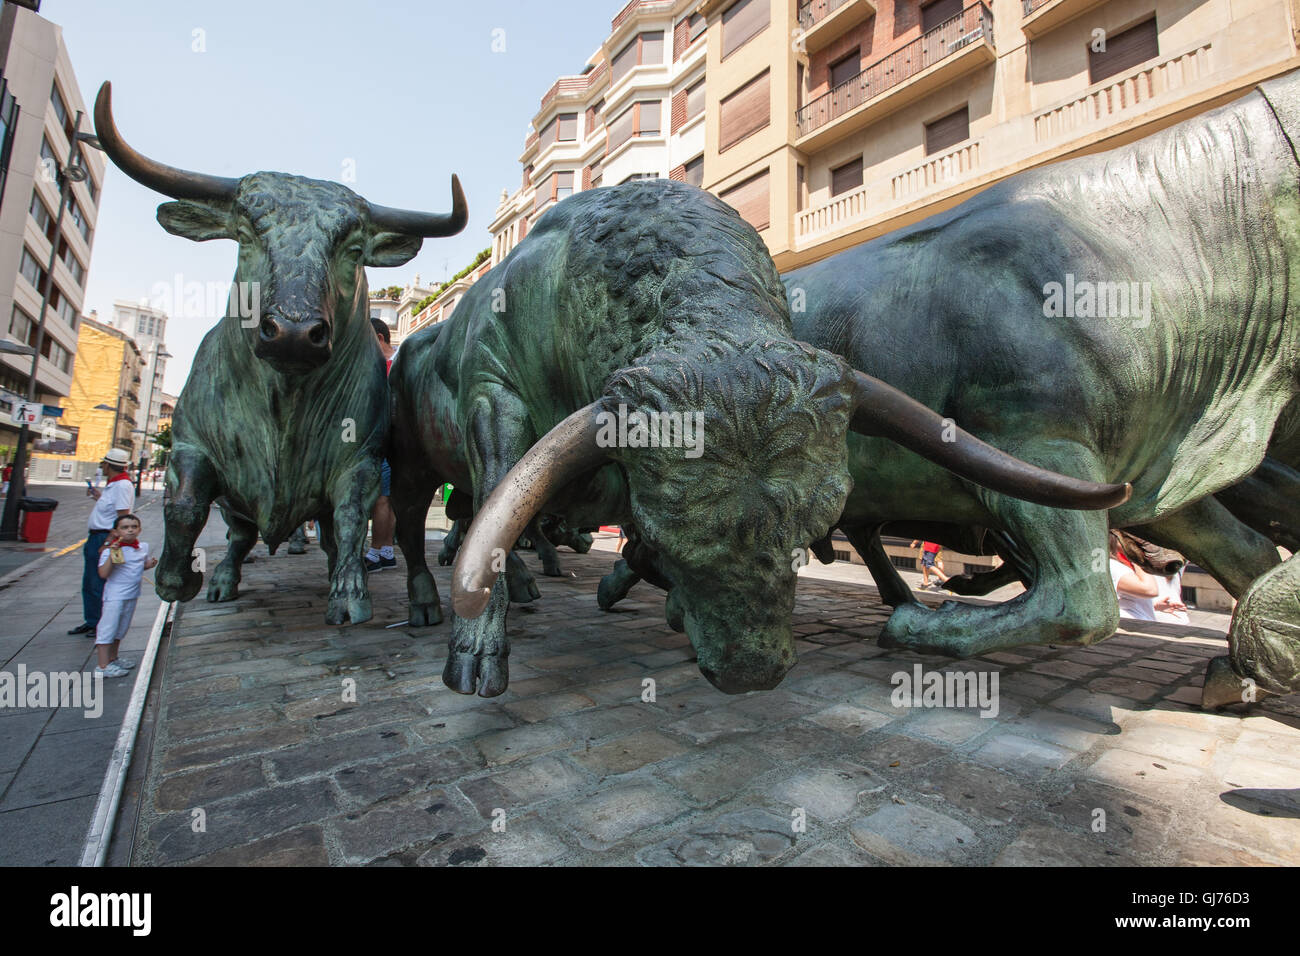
[93,82,467,625]
[441,179,1127,696]
[790,70,1300,703]
[595,70,1300,705]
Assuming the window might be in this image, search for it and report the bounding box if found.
[539,112,578,148]
[619,172,659,185]
[607,101,662,153]
[831,156,863,196]
[40,332,71,373]
[925,106,969,155]
[719,70,770,151]
[611,31,664,85]
[137,316,147,335]
[921,0,963,32]
[533,170,575,211]
[722,0,769,59]
[720,168,770,230]
[66,195,90,243]
[50,83,70,134]
[555,170,574,201]
[588,159,604,189]
[688,13,707,42]
[29,192,54,241]
[19,247,45,292]
[57,238,85,285]
[683,155,704,188]
[1089,17,1159,85]
[829,49,860,89]
[674,12,708,59]
[586,99,604,136]
[686,78,706,121]
[9,304,33,343]
[84,172,98,204]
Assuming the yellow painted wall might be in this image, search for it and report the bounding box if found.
[32,322,137,465]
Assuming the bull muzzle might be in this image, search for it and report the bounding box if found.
[254,313,331,371]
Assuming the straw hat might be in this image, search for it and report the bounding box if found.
[101,448,131,468]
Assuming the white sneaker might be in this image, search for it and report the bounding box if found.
[95,662,130,678]
[115,658,136,670]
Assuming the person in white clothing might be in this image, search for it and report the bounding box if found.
[1109,530,1159,621]
[94,513,156,677]
[70,449,136,635]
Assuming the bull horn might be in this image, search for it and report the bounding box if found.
[847,370,1131,510]
[452,403,609,619]
[367,174,468,237]
[93,82,239,201]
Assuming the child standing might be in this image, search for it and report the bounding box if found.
[910,539,951,590]
[94,513,156,678]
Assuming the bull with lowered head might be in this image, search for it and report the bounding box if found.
[442,179,1128,696]
[93,83,467,625]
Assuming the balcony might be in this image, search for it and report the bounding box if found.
[1021,0,1106,38]
[795,2,994,151]
[797,0,877,54]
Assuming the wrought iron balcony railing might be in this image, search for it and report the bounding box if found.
[796,2,994,138]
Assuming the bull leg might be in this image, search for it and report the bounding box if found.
[393,468,442,627]
[881,447,1116,657]
[842,523,917,608]
[156,446,218,603]
[1135,496,1280,600]
[444,388,535,697]
[325,459,380,626]
[287,524,308,555]
[531,518,566,577]
[437,519,464,566]
[1221,554,1300,701]
[506,550,541,603]
[207,511,258,602]
[598,560,642,611]
[943,562,1023,596]
[810,534,836,565]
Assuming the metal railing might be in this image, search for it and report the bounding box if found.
[796,2,994,137]
[798,0,855,31]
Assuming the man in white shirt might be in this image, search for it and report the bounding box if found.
[68,449,136,635]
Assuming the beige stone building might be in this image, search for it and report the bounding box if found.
[493,0,1300,273]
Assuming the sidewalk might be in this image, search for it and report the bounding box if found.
[0,482,217,866]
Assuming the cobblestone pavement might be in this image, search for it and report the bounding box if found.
[129,542,1300,866]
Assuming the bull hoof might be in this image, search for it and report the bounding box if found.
[541,558,566,577]
[287,542,307,555]
[1201,655,1270,710]
[506,566,541,604]
[437,541,459,566]
[206,566,240,603]
[409,601,443,627]
[442,648,509,697]
[157,567,203,604]
[597,572,622,611]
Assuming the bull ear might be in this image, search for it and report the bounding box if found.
[156,200,232,242]
[365,232,423,267]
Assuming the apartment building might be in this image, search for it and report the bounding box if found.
[705,0,1300,270]
[0,3,105,457]
[489,0,710,265]
[106,300,170,461]
[492,0,1300,273]
[30,314,140,477]
[400,257,494,341]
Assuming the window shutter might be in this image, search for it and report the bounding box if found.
[607,105,636,152]
[921,0,963,32]
[719,69,770,151]
[612,37,638,84]
[722,0,770,59]
[671,89,688,133]
[924,105,969,155]
[638,100,661,136]
[641,31,664,66]
[721,168,770,230]
[687,78,706,119]
[831,156,863,196]
[829,49,860,89]
[557,113,577,141]
[684,155,704,188]
[1089,18,1159,84]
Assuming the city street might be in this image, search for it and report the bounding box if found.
[122,537,1299,866]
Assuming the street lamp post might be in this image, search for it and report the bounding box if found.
[0,112,102,539]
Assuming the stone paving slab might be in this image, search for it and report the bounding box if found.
[129,542,1300,866]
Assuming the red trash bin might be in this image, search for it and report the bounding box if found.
[18,497,58,543]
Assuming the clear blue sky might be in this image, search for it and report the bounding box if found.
[43,0,620,393]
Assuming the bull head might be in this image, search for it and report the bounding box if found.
[93,82,467,373]
[451,341,1130,694]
